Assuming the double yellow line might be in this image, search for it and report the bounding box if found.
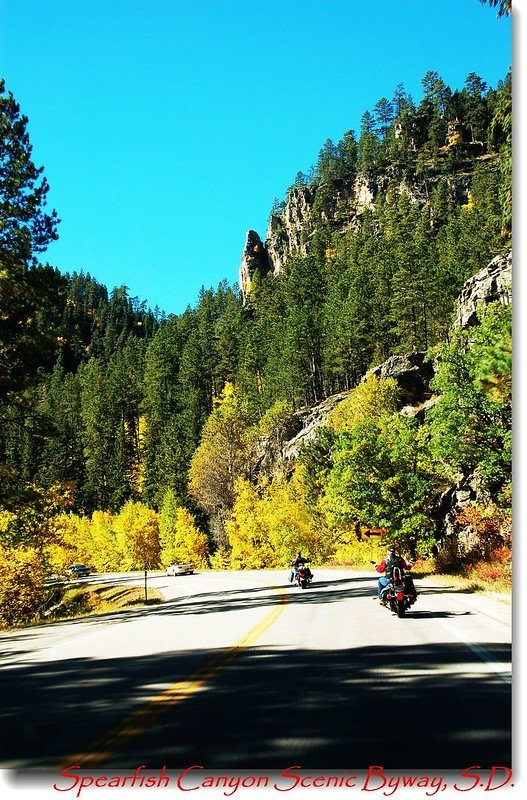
[68,586,288,767]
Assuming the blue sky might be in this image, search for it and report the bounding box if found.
[1,0,512,316]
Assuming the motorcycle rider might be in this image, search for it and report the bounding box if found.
[289,551,313,583]
[374,545,417,604]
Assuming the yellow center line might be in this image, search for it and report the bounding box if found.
[65,586,288,768]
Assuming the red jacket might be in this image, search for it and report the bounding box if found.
[376,556,412,574]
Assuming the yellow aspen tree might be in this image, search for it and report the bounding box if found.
[327,373,400,433]
[0,544,47,627]
[44,513,90,574]
[226,479,277,569]
[171,507,209,568]
[89,510,120,572]
[264,474,328,564]
[113,501,160,571]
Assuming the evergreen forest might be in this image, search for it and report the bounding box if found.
[0,60,512,626]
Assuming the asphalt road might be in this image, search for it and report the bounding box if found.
[0,568,512,772]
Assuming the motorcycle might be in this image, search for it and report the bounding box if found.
[380,566,416,617]
[293,562,313,589]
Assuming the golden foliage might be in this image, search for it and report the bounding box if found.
[0,544,47,628]
[212,380,236,408]
[328,533,386,568]
[88,511,121,572]
[226,473,330,569]
[46,512,92,572]
[189,388,255,516]
[226,479,277,569]
[461,192,476,212]
[208,546,232,570]
[130,414,148,496]
[43,511,119,574]
[113,501,161,570]
[160,506,209,568]
[0,509,16,534]
[326,373,400,433]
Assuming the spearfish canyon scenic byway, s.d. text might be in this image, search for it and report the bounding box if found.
[52,764,514,798]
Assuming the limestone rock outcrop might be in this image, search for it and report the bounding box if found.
[368,352,434,405]
[453,249,512,329]
[265,186,317,275]
[249,392,352,480]
[432,469,490,548]
[239,229,272,305]
[281,391,351,464]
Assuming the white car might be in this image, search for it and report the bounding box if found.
[166,563,194,576]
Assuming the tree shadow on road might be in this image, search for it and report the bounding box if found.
[0,633,511,773]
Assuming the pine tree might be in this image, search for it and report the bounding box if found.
[282,254,327,407]
[34,356,85,499]
[373,97,394,140]
[0,79,64,413]
[0,79,59,265]
[358,111,380,172]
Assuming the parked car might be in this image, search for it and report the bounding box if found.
[44,573,66,585]
[66,563,91,579]
[166,563,194,576]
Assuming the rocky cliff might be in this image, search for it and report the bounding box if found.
[239,165,482,296]
[238,229,272,305]
[433,248,512,545]
[267,353,438,471]
[453,249,512,329]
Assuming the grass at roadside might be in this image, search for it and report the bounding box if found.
[415,571,511,599]
[405,554,512,597]
[42,582,164,622]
